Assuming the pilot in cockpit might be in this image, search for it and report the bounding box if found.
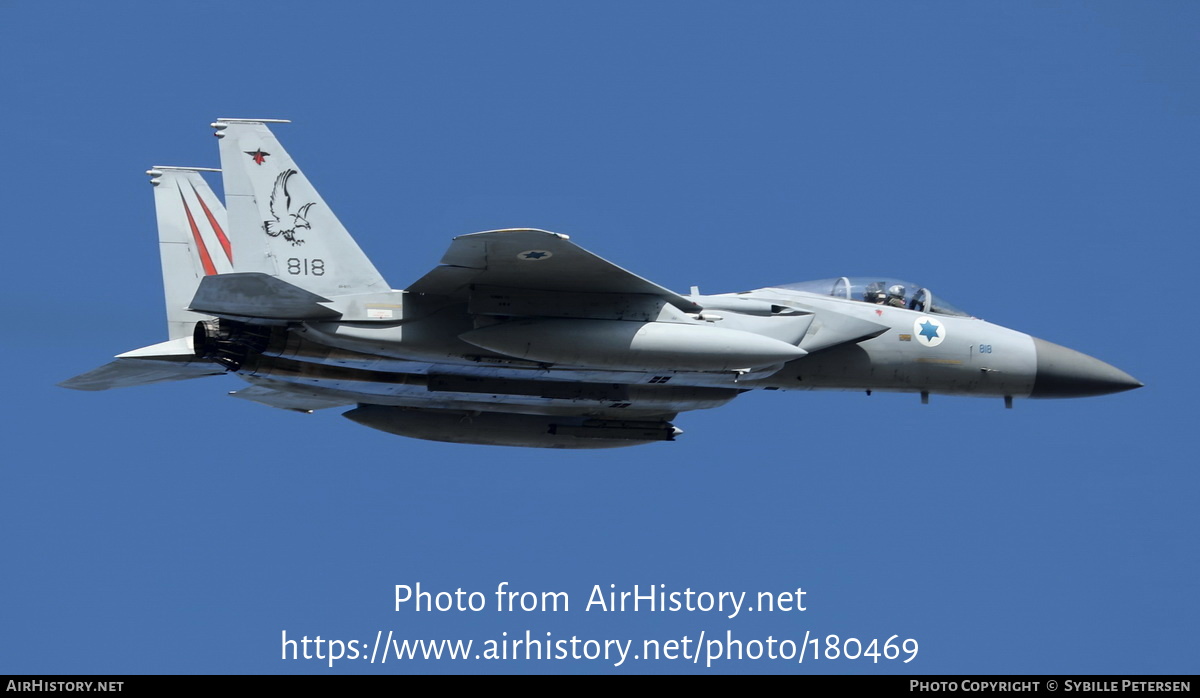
[864,281,887,304]
[885,284,906,308]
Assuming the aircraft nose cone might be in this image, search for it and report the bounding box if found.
[1030,337,1143,398]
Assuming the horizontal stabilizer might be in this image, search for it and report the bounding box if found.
[115,336,195,359]
[59,358,223,391]
[189,272,341,320]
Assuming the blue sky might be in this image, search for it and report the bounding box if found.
[1,1,1195,674]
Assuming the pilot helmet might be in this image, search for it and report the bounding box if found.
[887,284,905,298]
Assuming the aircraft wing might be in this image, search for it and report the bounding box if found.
[407,229,702,312]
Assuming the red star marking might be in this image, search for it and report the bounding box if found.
[245,149,270,165]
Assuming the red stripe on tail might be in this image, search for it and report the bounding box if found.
[178,186,217,276]
[190,181,232,264]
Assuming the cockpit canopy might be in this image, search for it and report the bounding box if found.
[777,277,971,317]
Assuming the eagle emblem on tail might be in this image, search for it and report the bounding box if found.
[263,169,315,246]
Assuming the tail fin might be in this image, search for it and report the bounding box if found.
[214,118,390,297]
[149,166,232,340]
[60,169,233,390]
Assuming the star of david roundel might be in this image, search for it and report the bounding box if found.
[913,316,946,347]
[517,249,553,261]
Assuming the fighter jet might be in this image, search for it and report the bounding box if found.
[60,119,1142,448]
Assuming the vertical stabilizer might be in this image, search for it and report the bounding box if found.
[213,119,390,297]
[150,166,232,340]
